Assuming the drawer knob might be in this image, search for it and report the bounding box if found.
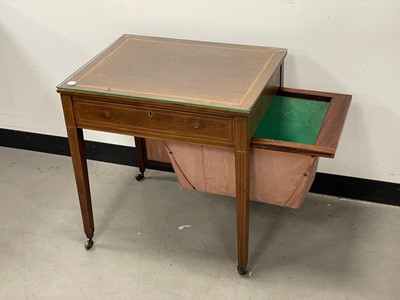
[103,111,110,118]
[193,123,199,129]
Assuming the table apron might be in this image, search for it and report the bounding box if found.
[73,98,236,148]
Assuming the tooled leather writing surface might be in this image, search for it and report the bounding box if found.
[58,34,287,112]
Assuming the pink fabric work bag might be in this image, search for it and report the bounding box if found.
[165,141,318,209]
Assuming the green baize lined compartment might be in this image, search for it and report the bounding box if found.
[253,95,330,145]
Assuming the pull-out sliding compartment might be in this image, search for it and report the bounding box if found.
[164,88,351,208]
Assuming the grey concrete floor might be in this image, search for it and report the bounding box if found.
[0,146,399,300]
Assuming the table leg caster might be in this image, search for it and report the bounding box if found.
[135,173,144,181]
[84,239,94,250]
[237,265,247,276]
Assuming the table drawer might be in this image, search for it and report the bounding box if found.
[73,99,234,146]
[251,87,351,158]
[162,87,351,208]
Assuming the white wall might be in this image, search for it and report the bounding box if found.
[1,0,399,183]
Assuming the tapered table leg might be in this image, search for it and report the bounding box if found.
[134,137,146,181]
[61,95,94,249]
[234,117,251,275]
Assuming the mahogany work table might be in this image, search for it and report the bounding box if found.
[57,34,293,275]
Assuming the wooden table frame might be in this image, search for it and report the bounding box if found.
[59,62,283,275]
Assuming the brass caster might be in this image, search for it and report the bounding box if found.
[237,265,247,276]
[85,239,94,250]
[135,173,144,181]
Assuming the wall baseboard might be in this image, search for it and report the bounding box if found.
[1,128,398,206]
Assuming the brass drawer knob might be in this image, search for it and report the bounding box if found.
[103,111,110,118]
[193,123,199,129]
